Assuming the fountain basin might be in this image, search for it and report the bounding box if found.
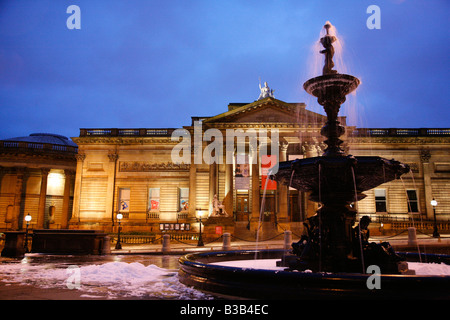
[303,74,360,101]
[272,155,409,203]
[178,249,450,300]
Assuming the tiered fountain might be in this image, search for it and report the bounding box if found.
[272,22,410,274]
[178,23,450,299]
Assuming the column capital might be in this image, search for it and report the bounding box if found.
[75,153,86,161]
[64,169,76,177]
[41,168,51,176]
[420,149,431,163]
[108,153,119,162]
[278,139,289,151]
[14,166,27,175]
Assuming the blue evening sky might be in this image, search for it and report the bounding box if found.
[0,0,448,140]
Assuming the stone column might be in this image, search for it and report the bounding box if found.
[209,163,217,215]
[71,154,86,225]
[61,169,75,229]
[188,154,197,219]
[37,168,50,229]
[251,144,260,220]
[106,153,119,223]
[12,167,27,230]
[0,166,4,193]
[224,162,234,217]
[420,150,434,220]
[277,140,289,223]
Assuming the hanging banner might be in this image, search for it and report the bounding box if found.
[261,155,277,190]
[235,154,250,190]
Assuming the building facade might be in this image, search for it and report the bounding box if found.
[0,133,77,231]
[69,97,450,237]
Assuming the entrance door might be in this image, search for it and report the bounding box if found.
[262,194,275,222]
[236,195,249,221]
[289,192,301,222]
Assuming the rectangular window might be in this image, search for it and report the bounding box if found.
[375,189,387,212]
[119,188,130,212]
[406,190,419,213]
[179,187,189,211]
[148,188,160,211]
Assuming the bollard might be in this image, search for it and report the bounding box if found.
[222,233,231,251]
[1,232,26,258]
[102,236,111,255]
[162,234,171,253]
[283,230,292,251]
[407,227,418,246]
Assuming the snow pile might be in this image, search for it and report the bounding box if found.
[211,259,450,275]
[210,259,285,270]
[1,257,448,300]
[0,261,209,299]
[408,262,450,276]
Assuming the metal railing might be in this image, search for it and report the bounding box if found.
[0,141,78,154]
[109,232,200,244]
[79,128,177,137]
[350,128,450,137]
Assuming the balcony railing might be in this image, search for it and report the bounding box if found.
[0,141,78,154]
[350,128,450,137]
[79,128,177,137]
[80,127,450,138]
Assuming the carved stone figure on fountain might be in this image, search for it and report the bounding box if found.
[352,216,408,274]
[320,22,338,75]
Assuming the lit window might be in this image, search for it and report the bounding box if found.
[407,190,419,213]
[179,188,189,211]
[118,188,130,212]
[148,188,160,211]
[374,189,387,212]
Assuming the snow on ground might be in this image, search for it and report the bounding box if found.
[210,259,450,275]
[0,260,210,299]
[0,256,448,300]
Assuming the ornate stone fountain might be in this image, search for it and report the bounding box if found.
[271,22,410,273]
[178,23,450,300]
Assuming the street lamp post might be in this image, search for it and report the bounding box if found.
[431,198,440,238]
[24,213,32,253]
[115,213,123,249]
[196,209,205,247]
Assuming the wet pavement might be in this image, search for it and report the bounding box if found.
[0,234,448,300]
[0,253,211,300]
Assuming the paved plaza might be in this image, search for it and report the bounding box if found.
[0,233,448,300]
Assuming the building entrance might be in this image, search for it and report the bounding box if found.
[236,194,249,221]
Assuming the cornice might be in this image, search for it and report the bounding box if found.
[72,136,177,145]
[347,136,450,144]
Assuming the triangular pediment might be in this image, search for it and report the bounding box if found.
[203,97,325,124]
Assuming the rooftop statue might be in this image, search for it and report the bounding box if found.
[258,81,275,100]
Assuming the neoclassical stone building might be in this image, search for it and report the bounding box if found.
[0,133,77,231]
[69,95,450,236]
